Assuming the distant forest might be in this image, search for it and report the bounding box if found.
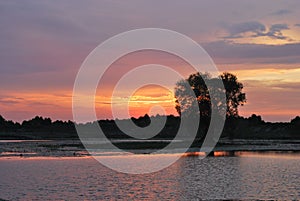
[0,114,300,140]
[1,72,299,140]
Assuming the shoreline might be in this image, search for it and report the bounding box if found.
[1,139,300,158]
[1,150,300,160]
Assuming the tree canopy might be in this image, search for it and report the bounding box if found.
[175,72,246,118]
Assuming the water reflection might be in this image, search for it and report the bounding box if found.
[235,151,300,158]
[0,152,299,200]
[179,152,300,199]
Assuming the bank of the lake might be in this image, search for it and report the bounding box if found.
[1,139,300,157]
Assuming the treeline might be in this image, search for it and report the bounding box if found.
[0,114,180,140]
[0,114,300,140]
[0,115,77,139]
[224,114,300,139]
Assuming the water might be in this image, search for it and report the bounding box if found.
[0,153,299,200]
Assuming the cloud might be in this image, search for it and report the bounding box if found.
[255,24,290,40]
[243,79,300,91]
[27,102,60,107]
[223,21,292,41]
[295,24,300,27]
[271,82,300,90]
[0,99,20,105]
[224,21,266,39]
[203,40,300,65]
[0,96,25,105]
[270,9,292,16]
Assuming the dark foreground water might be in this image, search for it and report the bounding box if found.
[0,152,299,200]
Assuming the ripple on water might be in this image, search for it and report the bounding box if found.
[0,153,299,200]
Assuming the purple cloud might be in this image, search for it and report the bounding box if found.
[203,40,300,65]
[223,21,291,41]
[224,21,266,39]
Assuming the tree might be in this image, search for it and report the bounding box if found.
[291,116,300,125]
[0,115,5,124]
[175,72,246,118]
[221,72,246,117]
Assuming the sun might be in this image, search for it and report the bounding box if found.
[128,85,177,118]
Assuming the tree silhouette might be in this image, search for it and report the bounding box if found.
[221,72,246,117]
[175,72,246,118]
[291,116,300,125]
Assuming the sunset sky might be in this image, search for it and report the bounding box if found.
[1,0,300,122]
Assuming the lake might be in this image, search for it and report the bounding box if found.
[0,152,299,200]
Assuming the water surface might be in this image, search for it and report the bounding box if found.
[0,152,299,200]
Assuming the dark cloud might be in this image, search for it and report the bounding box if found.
[224,21,266,39]
[203,40,300,65]
[295,24,300,27]
[223,22,292,41]
[256,24,291,40]
[270,9,292,16]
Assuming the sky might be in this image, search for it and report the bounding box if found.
[1,0,300,122]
